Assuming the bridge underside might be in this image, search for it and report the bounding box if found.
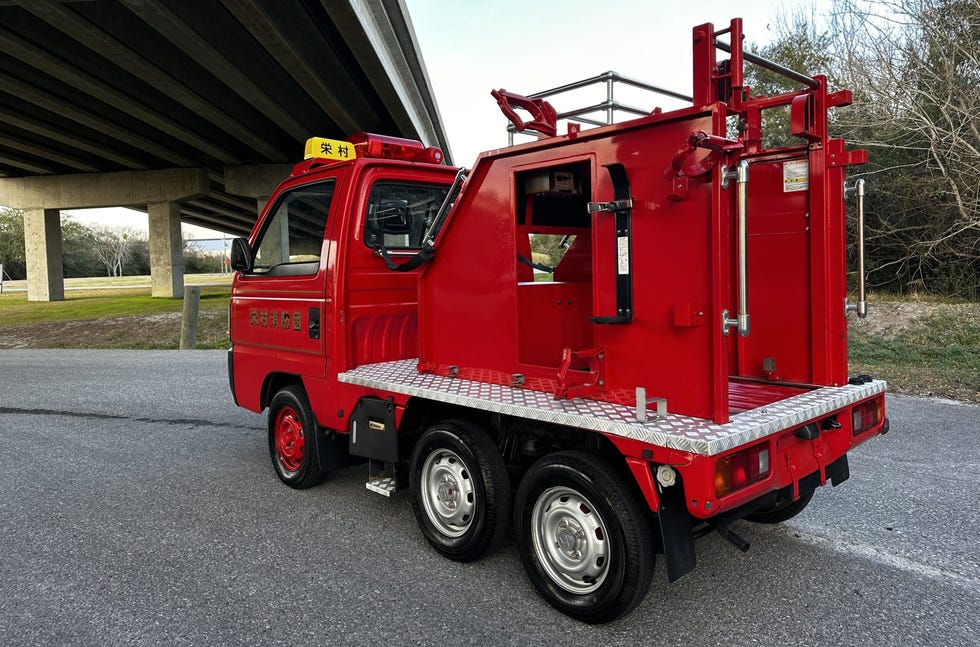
[0,0,448,298]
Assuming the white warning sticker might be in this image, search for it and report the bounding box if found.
[617,236,629,275]
[783,160,809,192]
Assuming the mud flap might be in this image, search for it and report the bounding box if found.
[826,453,849,486]
[315,427,363,472]
[658,488,697,582]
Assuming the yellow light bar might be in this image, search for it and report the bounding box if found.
[303,137,357,161]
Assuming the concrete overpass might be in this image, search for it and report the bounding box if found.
[0,0,449,299]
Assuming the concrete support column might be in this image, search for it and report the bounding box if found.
[148,201,184,298]
[23,208,64,302]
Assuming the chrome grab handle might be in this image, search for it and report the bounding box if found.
[844,179,867,318]
[722,160,751,337]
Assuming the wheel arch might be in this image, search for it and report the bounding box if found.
[261,372,305,412]
[398,397,495,447]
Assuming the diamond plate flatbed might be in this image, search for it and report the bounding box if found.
[338,359,886,456]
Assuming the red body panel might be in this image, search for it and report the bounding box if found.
[419,108,727,421]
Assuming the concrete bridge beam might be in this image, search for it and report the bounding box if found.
[224,163,292,224]
[0,168,208,301]
[0,168,209,210]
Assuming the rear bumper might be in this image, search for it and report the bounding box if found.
[677,394,888,519]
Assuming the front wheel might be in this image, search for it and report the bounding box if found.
[267,385,326,489]
[514,451,654,624]
[409,420,511,562]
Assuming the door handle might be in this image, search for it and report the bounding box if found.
[308,307,320,340]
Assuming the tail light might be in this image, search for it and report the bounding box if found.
[852,397,883,435]
[715,443,770,497]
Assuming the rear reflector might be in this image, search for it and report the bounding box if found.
[715,443,770,497]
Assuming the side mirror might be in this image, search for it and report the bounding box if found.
[230,238,252,272]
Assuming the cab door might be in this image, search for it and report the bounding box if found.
[231,176,341,409]
[342,169,452,369]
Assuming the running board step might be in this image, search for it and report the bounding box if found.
[366,476,397,497]
[365,459,401,497]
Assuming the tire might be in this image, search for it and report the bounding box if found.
[514,451,654,624]
[267,385,327,489]
[409,420,511,562]
[745,489,815,524]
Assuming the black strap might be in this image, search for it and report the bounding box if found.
[589,162,634,325]
[378,244,435,272]
[517,253,554,274]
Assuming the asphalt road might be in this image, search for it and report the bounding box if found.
[1,349,977,646]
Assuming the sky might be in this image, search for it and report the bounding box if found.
[64,0,825,237]
[405,0,827,165]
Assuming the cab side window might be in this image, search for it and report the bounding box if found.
[363,182,449,250]
[252,181,336,275]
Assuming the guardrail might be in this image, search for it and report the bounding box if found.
[506,71,692,144]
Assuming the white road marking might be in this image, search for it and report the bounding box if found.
[778,525,980,596]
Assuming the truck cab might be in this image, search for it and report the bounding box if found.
[228,134,457,448]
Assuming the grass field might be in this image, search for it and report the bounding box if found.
[0,287,230,326]
[1,280,977,402]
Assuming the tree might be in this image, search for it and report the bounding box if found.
[61,217,102,278]
[184,239,222,274]
[0,208,26,280]
[831,0,980,296]
[744,10,835,148]
[91,225,139,277]
[746,0,980,297]
[127,236,150,275]
[0,212,153,279]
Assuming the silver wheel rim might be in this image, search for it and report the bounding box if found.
[420,447,475,538]
[530,486,609,594]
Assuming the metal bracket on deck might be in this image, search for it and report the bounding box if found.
[555,346,606,400]
[635,387,668,422]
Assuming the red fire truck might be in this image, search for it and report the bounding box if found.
[228,18,888,623]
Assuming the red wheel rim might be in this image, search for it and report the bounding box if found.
[274,405,305,473]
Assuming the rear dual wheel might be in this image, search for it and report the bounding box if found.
[514,451,654,624]
[409,421,511,562]
[745,489,815,524]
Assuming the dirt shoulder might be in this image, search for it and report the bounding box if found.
[0,311,229,350]
[843,297,979,404]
